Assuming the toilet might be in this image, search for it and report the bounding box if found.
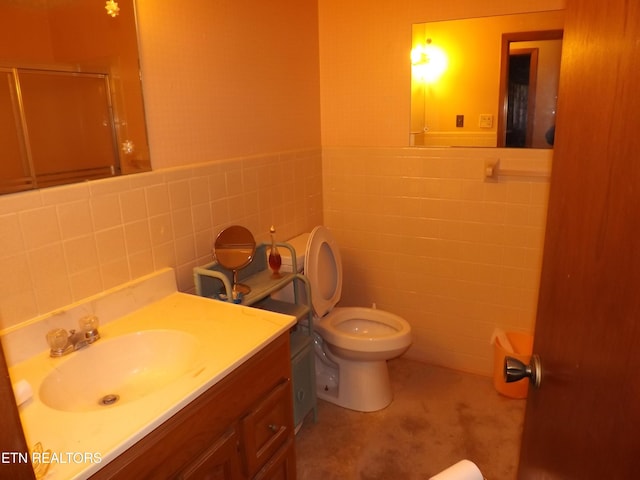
[278,226,412,412]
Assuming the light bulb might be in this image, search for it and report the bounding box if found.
[105,0,120,18]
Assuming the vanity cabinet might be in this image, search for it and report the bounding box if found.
[89,333,295,480]
[194,243,318,428]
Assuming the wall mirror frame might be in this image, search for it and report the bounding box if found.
[410,10,564,149]
[0,0,151,195]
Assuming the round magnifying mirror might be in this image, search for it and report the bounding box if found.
[214,225,256,295]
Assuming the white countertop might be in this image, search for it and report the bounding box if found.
[9,292,295,480]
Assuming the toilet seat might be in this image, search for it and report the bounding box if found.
[304,226,343,318]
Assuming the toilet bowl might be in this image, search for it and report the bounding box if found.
[291,225,412,412]
[315,306,411,360]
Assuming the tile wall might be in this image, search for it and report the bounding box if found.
[323,146,551,375]
[0,149,323,332]
[1,143,550,377]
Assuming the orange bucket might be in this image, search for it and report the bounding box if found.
[492,331,533,399]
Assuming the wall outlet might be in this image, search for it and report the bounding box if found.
[456,115,464,128]
[479,114,493,128]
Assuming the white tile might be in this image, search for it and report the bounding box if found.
[28,243,72,314]
[91,194,123,231]
[19,206,61,249]
[63,235,99,274]
[145,183,171,216]
[125,220,152,255]
[121,188,149,223]
[58,200,92,239]
[95,227,127,264]
[0,214,24,257]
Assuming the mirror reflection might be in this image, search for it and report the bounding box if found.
[410,10,564,149]
[0,0,150,195]
[497,30,563,148]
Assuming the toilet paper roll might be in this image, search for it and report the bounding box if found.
[429,459,484,480]
[12,379,33,407]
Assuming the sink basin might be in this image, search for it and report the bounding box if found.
[39,330,200,412]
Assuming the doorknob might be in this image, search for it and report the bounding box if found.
[504,354,542,388]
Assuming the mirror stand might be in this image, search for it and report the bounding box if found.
[213,225,257,298]
[231,270,251,295]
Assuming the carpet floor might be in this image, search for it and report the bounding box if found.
[295,356,526,480]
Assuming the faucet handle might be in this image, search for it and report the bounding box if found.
[79,315,99,331]
[46,328,69,352]
[79,315,100,342]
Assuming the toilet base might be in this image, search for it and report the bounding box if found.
[316,358,393,412]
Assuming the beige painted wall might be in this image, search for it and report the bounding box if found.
[318,0,565,147]
[136,0,321,168]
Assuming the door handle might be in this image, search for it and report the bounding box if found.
[504,354,542,388]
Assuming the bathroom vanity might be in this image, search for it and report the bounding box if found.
[90,333,295,479]
[5,268,297,480]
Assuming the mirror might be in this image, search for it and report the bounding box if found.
[214,225,256,295]
[0,0,150,194]
[410,10,564,148]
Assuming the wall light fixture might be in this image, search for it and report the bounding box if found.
[411,39,447,83]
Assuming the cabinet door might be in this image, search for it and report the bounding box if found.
[178,427,242,480]
[240,381,293,477]
[253,439,296,480]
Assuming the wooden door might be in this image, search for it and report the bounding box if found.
[518,0,640,478]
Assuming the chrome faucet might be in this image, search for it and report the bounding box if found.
[46,315,100,357]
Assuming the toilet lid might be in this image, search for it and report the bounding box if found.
[304,226,343,317]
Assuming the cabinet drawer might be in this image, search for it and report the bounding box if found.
[240,380,292,477]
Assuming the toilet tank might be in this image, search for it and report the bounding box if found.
[272,232,309,303]
[280,232,309,274]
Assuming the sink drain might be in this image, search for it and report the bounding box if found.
[98,394,120,406]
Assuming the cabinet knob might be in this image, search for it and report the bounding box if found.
[267,424,279,433]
